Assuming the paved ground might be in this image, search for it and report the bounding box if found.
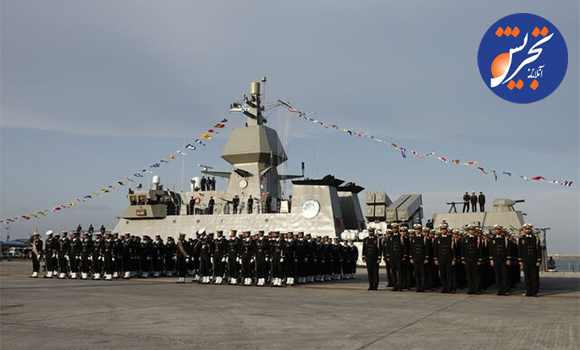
[1,260,579,350]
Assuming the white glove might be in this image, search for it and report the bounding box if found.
[250,259,255,263]
[280,258,284,263]
[305,258,308,262]
[237,258,241,263]
[186,258,190,263]
[65,255,69,261]
[210,257,214,263]
[52,253,57,258]
[112,258,115,262]
[221,258,227,262]
[89,256,93,261]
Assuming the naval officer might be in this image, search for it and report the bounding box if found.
[30,232,43,278]
[362,228,380,290]
[518,224,541,297]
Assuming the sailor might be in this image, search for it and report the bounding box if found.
[232,195,240,214]
[92,232,104,279]
[347,240,358,279]
[489,225,511,295]
[305,234,315,283]
[88,224,94,235]
[363,228,380,290]
[295,232,308,283]
[461,224,482,294]
[400,226,412,290]
[212,230,228,284]
[164,236,176,277]
[470,192,478,212]
[323,236,333,281]
[151,235,165,277]
[140,235,153,278]
[331,237,342,280]
[227,230,241,284]
[44,230,57,278]
[76,224,83,235]
[99,224,106,235]
[122,234,132,279]
[255,231,269,286]
[80,232,93,280]
[478,192,486,212]
[198,230,213,284]
[176,233,189,283]
[208,197,215,215]
[69,231,82,279]
[340,239,349,279]
[385,223,406,291]
[189,235,199,280]
[313,236,324,282]
[382,229,393,287]
[240,231,255,285]
[410,225,430,292]
[247,195,254,214]
[113,233,123,278]
[462,192,470,213]
[58,231,71,279]
[434,223,455,293]
[451,229,462,292]
[131,236,141,277]
[188,197,195,215]
[270,232,284,286]
[201,176,207,191]
[103,233,115,280]
[518,224,541,297]
[30,232,43,278]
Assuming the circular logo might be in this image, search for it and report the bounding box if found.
[478,13,568,104]
[301,199,320,219]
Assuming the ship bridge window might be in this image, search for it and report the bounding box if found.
[138,195,147,205]
[129,196,137,205]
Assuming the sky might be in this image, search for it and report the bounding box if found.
[1,0,578,253]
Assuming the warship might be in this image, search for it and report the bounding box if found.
[113,79,409,238]
[113,79,544,259]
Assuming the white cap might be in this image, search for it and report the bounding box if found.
[197,228,206,234]
[45,230,54,236]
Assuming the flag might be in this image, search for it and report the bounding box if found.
[125,177,134,182]
[400,148,407,158]
[214,123,225,128]
[438,157,448,163]
[531,176,545,181]
[463,161,479,166]
[220,118,228,123]
[116,181,124,186]
[425,152,435,157]
[342,129,352,135]
[84,195,93,199]
[503,171,512,177]
[194,139,206,146]
[519,175,529,181]
[390,143,399,150]
[201,134,212,140]
[150,163,160,168]
[207,129,215,133]
[411,150,424,159]
[492,169,497,181]
[186,144,197,150]
[168,154,175,160]
[134,173,144,178]
[451,159,461,164]
[176,150,188,156]
[477,167,487,174]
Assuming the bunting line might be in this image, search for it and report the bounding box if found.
[1,117,231,224]
[280,102,576,189]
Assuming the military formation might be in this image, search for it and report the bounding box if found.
[363,222,542,297]
[29,225,358,287]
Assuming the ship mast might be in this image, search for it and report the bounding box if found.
[230,77,266,126]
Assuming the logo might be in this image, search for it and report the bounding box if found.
[478,13,568,104]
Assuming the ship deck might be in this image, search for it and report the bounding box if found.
[1,260,579,350]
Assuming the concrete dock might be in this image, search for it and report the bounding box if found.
[1,260,579,350]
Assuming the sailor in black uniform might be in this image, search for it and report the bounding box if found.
[461,224,482,294]
[58,231,71,279]
[30,232,43,278]
[92,232,104,279]
[122,234,132,279]
[410,225,430,292]
[69,231,82,279]
[140,235,153,278]
[152,235,165,277]
[434,223,455,293]
[80,232,93,280]
[240,231,255,285]
[212,230,228,284]
[489,225,511,295]
[44,230,57,278]
[362,228,381,290]
[227,230,241,285]
[385,223,405,291]
[255,231,269,286]
[198,231,213,284]
[176,233,189,283]
[518,223,541,296]
[164,236,176,277]
[103,233,115,280]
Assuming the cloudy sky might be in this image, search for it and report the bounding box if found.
[1,1,578,253]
